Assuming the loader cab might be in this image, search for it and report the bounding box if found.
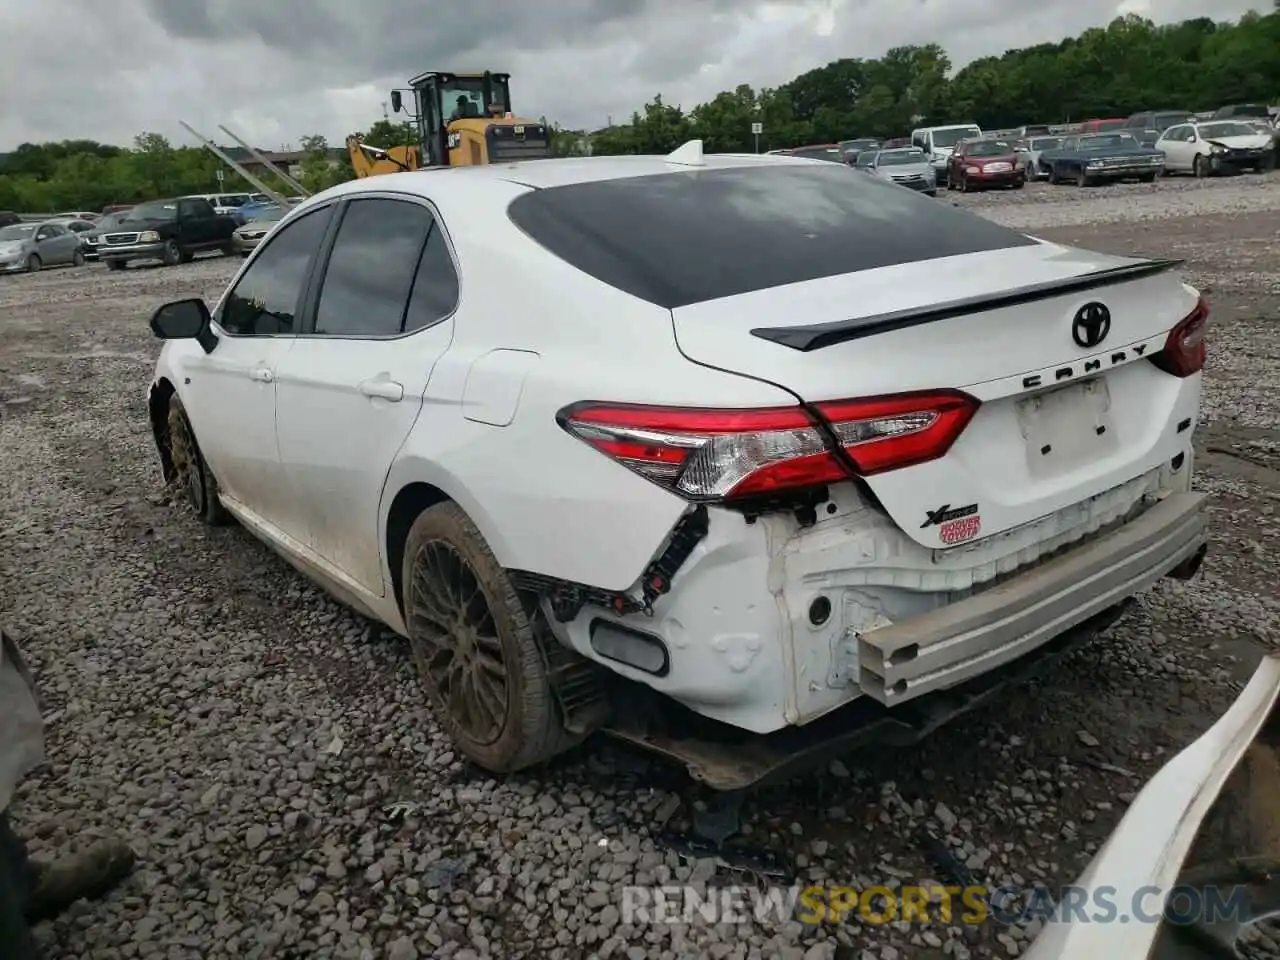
[394,70,552,168]
[406,71,511,167]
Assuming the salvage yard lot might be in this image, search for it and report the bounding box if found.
[2,174,1279,960]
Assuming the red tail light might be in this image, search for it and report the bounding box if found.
[1150,296,1209,378]
[557,390,979,501]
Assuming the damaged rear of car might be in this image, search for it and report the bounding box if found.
[505,159,1210,786]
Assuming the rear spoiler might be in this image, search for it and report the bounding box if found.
[750,258,1183,352]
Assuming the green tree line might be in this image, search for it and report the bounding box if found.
[2,9,1275,212]
[591,10,1279,154]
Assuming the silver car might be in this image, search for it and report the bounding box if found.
[1015,136,1064,179]
[0,221,86,274]
[855,147,938,196]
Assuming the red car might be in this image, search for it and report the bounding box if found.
[946,138,1025,191]
[1079,118,1127,133]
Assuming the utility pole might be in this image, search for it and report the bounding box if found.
[217,124,308,196]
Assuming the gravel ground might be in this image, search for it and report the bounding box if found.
[1,172,1278,960]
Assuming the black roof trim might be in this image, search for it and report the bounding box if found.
[749,258,1184,352]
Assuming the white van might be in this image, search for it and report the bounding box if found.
[910,123,983,185]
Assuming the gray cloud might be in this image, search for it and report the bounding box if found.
[0,0,1266,150]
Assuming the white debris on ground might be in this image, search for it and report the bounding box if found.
[0,172,1277,960]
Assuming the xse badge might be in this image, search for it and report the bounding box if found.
[921,502,982,545]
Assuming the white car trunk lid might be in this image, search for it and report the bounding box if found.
[671,242,1203,549]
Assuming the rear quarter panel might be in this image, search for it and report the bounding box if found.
[388,182,799,592]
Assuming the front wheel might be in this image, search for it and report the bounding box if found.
[1193,155,1209,178]
[1139,172,1157,183]
[166,394,228,526]
[72,249,85,267]
[106,260,126,271]
[25,255,40,273]
[402,502,580,774]
[1011,178,1025,190]
[161,240,183,267]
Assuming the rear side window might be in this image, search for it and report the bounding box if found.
[312,198,433,336]
[509,166,1037,310]
[403,226,460,333]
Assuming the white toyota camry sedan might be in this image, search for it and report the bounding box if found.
[145,143,1211,785]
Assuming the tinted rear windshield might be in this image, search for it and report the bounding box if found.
[506,165,1036,309]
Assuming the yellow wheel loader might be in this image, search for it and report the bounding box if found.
[346,71,552,177]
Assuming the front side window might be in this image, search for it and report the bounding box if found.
[313,198,433,337]
[219,207,331,336]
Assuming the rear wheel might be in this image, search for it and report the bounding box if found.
[402,502,579,774]
[166,394,228,526]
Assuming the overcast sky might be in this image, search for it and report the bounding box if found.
[0,0,1267,150]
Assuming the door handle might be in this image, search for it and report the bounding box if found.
[250,366,273,383]
[358,377,404,402]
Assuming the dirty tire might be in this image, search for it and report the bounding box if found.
[161,240,183,267]
[1193,155,1208,179]
[166,394,228,526]
[106,260,126,271]
[220,243,237,257]
[1047,165,1059,185]
[402,502,577,774]
[25,255,40,274]
[1076,168,1089,187]
[179,250,195,264]
[1139,172,1158,183]
[1011,177,1025,189]
[72,249,85,267]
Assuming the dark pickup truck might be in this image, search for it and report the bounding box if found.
[98,197,238,270]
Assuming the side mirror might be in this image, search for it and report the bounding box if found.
[390,90,403,114]
[150,298,218,354]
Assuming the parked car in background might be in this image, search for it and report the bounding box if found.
[98,197,238,270]
[52,210,100,222]
[102,203,134,215]
[81,212,132,261]
[1078,118,1127,133]
[0,220,86,273]
[763,148,792,155]
[1212,103,1271,121]
[856,147,937,195]
[1124,110,1195,138]
[47,218,96,237]
[910,123,982,186]
[838,137,880,160]
[230,204,288,256]
[1015,135,1064,179]
[1014,124,1053,137]
[946,138,1023,191]
[0,211,20,228]
[1040,132,1164,185]
[1156,120,1276,176]
[788,144,847,162]
[184,192,254,219]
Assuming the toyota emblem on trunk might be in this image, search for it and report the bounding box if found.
[1072,302,1112,349]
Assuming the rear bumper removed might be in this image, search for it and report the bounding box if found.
[858,491,1207,704]
[603,493,1206,790]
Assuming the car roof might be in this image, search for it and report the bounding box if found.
[318,152,818,198]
